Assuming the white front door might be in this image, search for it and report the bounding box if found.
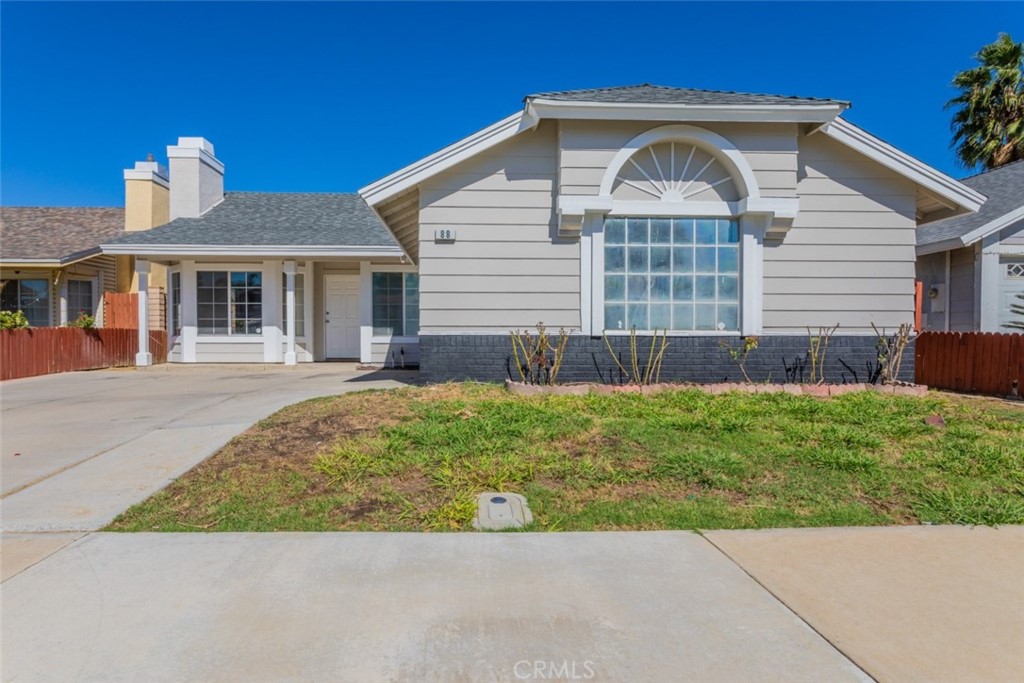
[324,274,360,359]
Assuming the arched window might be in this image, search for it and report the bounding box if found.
[571,124,794,337]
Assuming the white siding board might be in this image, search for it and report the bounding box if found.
[418,122,565,331]
[421,275,579,293]
[419,242,574,261]
[765,277,912,294]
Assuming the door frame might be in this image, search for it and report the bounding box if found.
[322,273,361,359]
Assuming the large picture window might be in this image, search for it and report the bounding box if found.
[197,271,262,335]
[281,272,305,337]
[604,217,739,331]
[1,278,50,327]
[372,272,418,336]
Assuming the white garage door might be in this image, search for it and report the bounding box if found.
[998,258,1024,331]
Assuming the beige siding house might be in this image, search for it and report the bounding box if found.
[108,85,985,382]
[916,160,1024,332]
[0,207,124,326]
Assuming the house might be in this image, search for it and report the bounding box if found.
[103,85,985,382]
[0,207,124,326]
[916,160,1024,332]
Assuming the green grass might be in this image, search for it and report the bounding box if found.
[107,384,1024,532]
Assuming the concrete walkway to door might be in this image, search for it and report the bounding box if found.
[0,365,414,568]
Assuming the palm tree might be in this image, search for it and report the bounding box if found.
[1007,293,1024,332]
[946,33,1024,171]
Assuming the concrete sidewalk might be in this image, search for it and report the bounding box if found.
[1,532,868,683]
[706,525,1024,683]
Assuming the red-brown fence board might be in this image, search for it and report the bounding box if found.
[916,331,1023,396]
[0,328,167,381]
[103,292,138,329]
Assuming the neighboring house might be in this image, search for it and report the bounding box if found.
[0,207,124,326]
[916,160,1024,332]
[104,85,985,382]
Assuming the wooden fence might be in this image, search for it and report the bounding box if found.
[0,328,167,381]
[915,331,1023,397]
[102,290,165,331]
[103,292,137,328]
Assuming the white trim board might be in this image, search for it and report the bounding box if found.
[526,98,847,124]
[359,111,534,206]
[100,244,404,258]
[818,117,985,215]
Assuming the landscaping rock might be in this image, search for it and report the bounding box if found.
[782,384,803,395]
[802,385,831,398]
[829,383,865,397]
[924,414,946,428]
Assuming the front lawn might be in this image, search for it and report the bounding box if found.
[107,384,1024,532]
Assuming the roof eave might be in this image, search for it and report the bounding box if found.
[0,247,104,268]
[100,243,405,258]
[818,117,986,217]
[525,98,848,124]
[359,111,534,207]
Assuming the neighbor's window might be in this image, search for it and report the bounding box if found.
[604,218,739,331]
[197,271,262,335]
[1,278,50,327]
[280,272,305,337]
[67,280,94,320]
[169,271,181,336]
[372,272,419,336]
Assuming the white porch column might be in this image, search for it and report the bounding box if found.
[135,259,152,366]
[359,262,373,363]
[739,214,768,337]
[977,236,1002,332]
[283,260,297,366]
[181,260,198,362]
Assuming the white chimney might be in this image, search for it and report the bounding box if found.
[166,137,224,220]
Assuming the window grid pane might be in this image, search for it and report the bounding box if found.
[2,279,51,327]
[170,272,181,336]
[197,271,261,335]
[67,280,93,321]
[604,217,739,331]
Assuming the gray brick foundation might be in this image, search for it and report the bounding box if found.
[419,335,914,385]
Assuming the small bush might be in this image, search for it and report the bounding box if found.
[0,310,29,329]
[66,312,96,329]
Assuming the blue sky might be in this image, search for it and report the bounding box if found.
[1,2,1019,206]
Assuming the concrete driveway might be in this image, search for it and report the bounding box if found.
[0,365,413,556]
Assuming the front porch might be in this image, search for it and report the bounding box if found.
[132,257,419,367]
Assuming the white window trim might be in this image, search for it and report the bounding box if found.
[576,125,775,338]
[3,272,55,327]
[359,262,418,363]
[167,266,182,343]
[194,266,267,338]
[585,215,764,337]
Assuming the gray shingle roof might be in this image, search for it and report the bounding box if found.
[1,206,125,262]
[527,84,847,107]
[104,192,399,248]
[917,160,1024,247]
